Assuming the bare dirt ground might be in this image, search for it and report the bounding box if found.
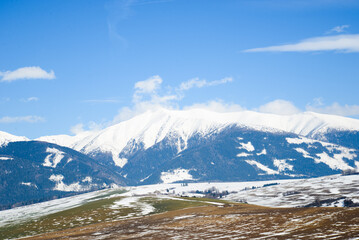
[23,203,359,240]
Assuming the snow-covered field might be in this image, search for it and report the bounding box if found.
[123,174,359,208]
[0,174,358,229]
[225,174,359,207]
[0,188,120,227]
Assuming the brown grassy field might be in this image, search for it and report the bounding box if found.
[23,202,359,240]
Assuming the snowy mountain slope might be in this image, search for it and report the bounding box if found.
[120,126,359,185]
[0,141,125,210]
[34,109,359,185]
[36,125,359,185]
[38,108,359,157]
[0,130,28,147]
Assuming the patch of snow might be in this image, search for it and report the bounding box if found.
[21,182,38,188]
[82,177,92,183]
[237,152,252,157]
[257,149,267,155]
[238,141,255,152]
[333,148,357,161]
[173,215,196,220]
[49,174,64,182]
[160,168,194,183]
[273,159,294,172]
[294,148,311,159]
[315,152,353,170]
[112,154,128,168]
[54,181,82,192]
[245,160,279,175]
[140,174,152,182]
[286,137,316,145]
[110,196,155,215]
[49,174,94,192]
[42,147,65,168]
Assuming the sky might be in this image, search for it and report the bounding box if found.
[1,0,359,139]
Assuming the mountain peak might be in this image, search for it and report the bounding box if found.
[0,131,28,147]
[36,108,359,154]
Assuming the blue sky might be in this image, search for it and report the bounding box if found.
[1,0,359,138]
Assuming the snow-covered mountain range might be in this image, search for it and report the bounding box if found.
[37,108,359,160]
[32,108,359,184]
[1,108,359,204]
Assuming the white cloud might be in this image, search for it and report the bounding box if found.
[244,34,359,53]
[113,101,172,123]
[310,97,324,107]
[327,25,349,34]
[21,97,39,103]
[70,123,85,135]
[179,78,207,90]
[179,77,233,91]
[0,116,45,123]
[184,100,245,113]
[257,99,301,115]
[133,75,164,103]
[69,120,107,135]
[306,102,359,117]
[258,99,359,117]
[27,97,39,102]
[0,66,55,82]
[111,75,233,123]
[87,75,175,124]
[134,75,162,93]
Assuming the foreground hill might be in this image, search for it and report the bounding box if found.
[22,204,359,240]
[0,141,125,210]
[1,174,359,239]
[1,174,358,239]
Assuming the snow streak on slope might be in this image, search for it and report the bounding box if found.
[245,160,279,175]
[43,147,65,168]
[49,174,99,192]
[0,131,28,147]
[287,136,357,171]
[160,168,195,183]
[273,159,294,172]
[36,108,359,167]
